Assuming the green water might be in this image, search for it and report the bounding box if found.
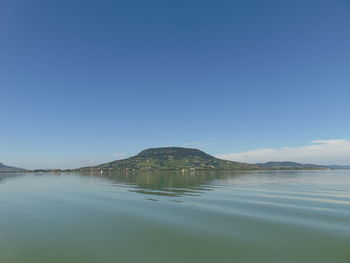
[0,170,350,263]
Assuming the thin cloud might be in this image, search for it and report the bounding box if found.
[112,153,128,159]
[216,139,350,165]
[182,138,220,148]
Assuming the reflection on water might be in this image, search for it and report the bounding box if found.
[0,173,25,183]
[89,170,245,197]
[0,170,350,263]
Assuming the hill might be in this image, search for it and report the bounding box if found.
[0,162,27,173]
[256,161,327,169]
[324,164,350,169]
[77,147,258,171]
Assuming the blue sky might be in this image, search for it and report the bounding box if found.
[1,0,349,169]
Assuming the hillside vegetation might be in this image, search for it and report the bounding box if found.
[78,147,258,171]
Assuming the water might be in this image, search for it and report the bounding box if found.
[0,170,349,263]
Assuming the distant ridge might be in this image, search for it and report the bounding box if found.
[255,161,327,169]
[0,162,27,173]
[76,147,258,171]
[322,164,350,169]
[255,161,350,169]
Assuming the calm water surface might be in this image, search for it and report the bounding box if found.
[0,170,350,263]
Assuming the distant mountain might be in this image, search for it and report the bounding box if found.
[0,162,27,173]
[77,147,258,171]
[256,161,350,169]
[326,164,350,169]
[256,161,329,169]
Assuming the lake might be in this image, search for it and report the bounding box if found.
[0,170,349,263]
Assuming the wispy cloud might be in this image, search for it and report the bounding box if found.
[182,138,220,148]
[112,153,128,159]
[216,139,350,165]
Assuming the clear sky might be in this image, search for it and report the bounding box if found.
[1,0,350,169]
